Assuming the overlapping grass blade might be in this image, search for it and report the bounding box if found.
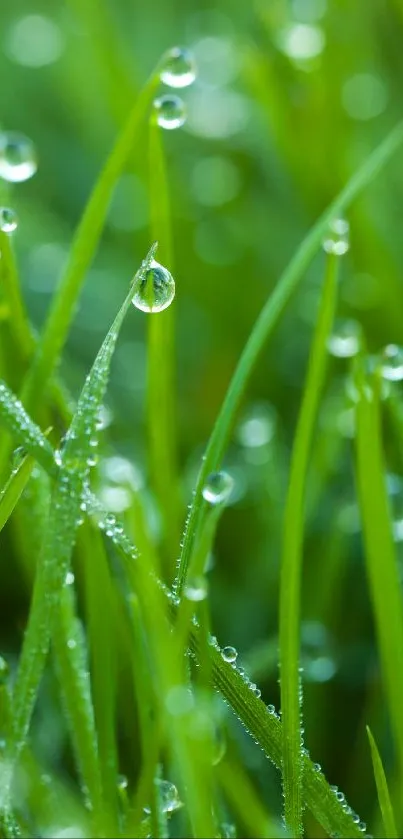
[6,246,157,803]
[0,231,34,366]
[174,118,403,595]
[0,453,36,533]
[147,115,179,568]
[355,363,403,802]
[279,252,339,835]
[367,726,398,838]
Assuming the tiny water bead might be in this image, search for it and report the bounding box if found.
[132,258,175,313]
[0,207,18,233]
[160,47,196,88]
[153,94,187,130]
[202,470,234,505]
[327,319,361,358]
[0,131,37,182]
[380,344,403,381]
[322,217,350,256]
[221,646,238,664]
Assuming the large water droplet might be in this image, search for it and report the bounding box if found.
[153,94,186,130]
[327,319,361,358]
[132,258,175,313]
[0,131,37,182]
[0,207,18,233]
[160,47,196,88]
[380,344,403,381]
[184,575,208,601]
[156,779,183,813]
[322,218,350,256]
[202,470,234,505]
[221,645,237,664]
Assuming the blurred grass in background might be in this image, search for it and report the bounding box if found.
[1,0,403,835]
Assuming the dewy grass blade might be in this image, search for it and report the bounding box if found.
[147,114,179,568]
[174,118,403,596]
[0,380,56,475]
[279,253,339,835]
[17,69,162,417]
[6,246,156,804]
[367,726,398,839]
[355,363,403,804]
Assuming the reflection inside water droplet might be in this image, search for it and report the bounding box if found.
[0,132,37,182]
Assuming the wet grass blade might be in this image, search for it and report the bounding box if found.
[6,247,156,803]
[279,253,339,835]
[355,364,403,802]
[367,726,398,838]
[0,380,56,475]
[174,118,403,595]
[147,115,179,569]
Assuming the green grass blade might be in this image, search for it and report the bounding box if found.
[0,454,36,532]
[6,248,156,798]
[0,380,55,474]
[0,231,34,365]
[147,115,179,568]
[355,364,403,796]
[367,726,398,838]
[279,253,339,835]
[174,118,403,595]
[19,76,161,416]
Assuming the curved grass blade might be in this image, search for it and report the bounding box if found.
[19,78,161,419]
[174,118,403,596]
[354,363,403,799]
[6,246,157,803]
[0,453,36,533]
[0,381,56,475]
[147,115,179,569]
[367,726,398,838]
[279,253,339,836]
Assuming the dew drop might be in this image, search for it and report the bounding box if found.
[153,94,186,130]
[65,571,75,586]
[380,344,403,381]
[0,207,18,233]
[327,319,361,358]
[0,131,37,182]
[156,779,183,813]
[322,218,350,256]
[202,470,234,505]
[132,258,175,313]
[160,46,196,88]
[0,656,9,683]
[184,575,208,601]
[221,645,237,664]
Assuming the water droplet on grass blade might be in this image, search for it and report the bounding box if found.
[322,218,350,255]
[156,779,183,813]
[184,575,208,601]
[0,131,37,182]
[327,319,361,358]
[153,94,186,129]
[0,207,18,233]
[132,259,175,313]
[380,344,403,381]
[160,46,196,88]
[221,646,237,664]
[202,470,234,505]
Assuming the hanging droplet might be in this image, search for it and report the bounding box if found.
[160,47,196,88]
[132,258,175,313]
[221,645,238,664]
[322,218,350,256]
[0,131,37,182]
[184,575,208,601]
[327,319,361,358]
[380,344,403,381]
[156,779,183,813]
[153,94,186,130]
[202,470,234,505]
[0,206,18,233]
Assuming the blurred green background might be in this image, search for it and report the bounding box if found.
[2,0,403,833]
